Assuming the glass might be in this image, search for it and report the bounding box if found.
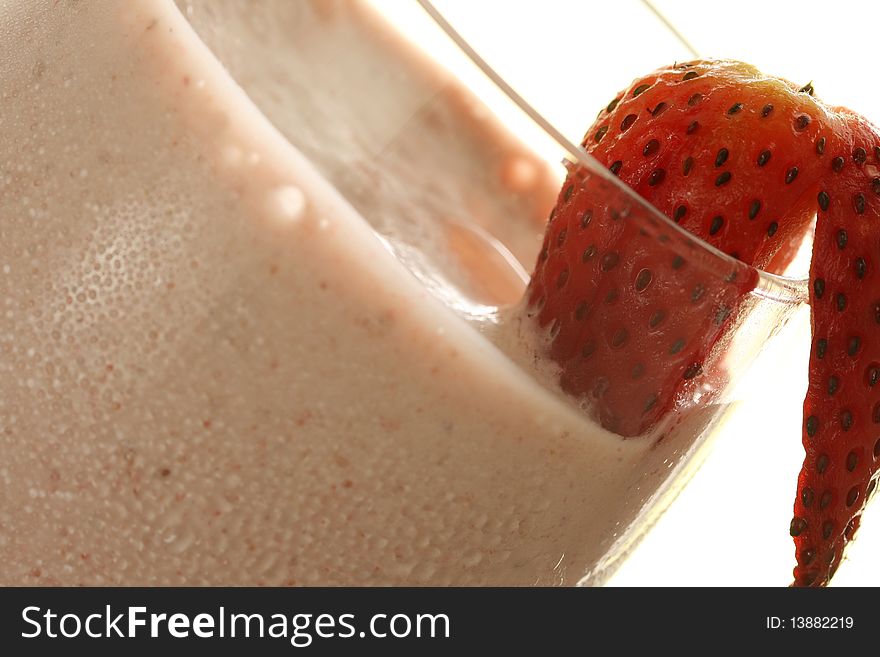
[178,0,812,583]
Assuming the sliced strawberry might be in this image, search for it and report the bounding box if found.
[517,59,880,585]
[525,60,825,436]
[528,166,757,436]
[586,61,822,271]
[791,119,880,586]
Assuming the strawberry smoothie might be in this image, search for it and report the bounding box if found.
[0,0,754,585]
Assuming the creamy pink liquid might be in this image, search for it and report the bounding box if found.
[0,0,710,585]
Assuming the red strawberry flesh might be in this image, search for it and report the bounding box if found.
[517,59,880,585]
[526,60,824,437]
[791,117,880,586]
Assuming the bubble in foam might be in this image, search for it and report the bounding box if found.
[267,185,307,225]
[220,145,242,168]
[501,155,538,192]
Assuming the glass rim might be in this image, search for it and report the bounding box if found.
[417,0,810,306]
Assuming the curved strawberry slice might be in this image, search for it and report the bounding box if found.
[791,120,880,586]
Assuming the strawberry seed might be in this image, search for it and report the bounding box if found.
[682,156,694,176]
[822,521,833,540]
[714,305,732,325]
[600,252,619,270]
[683,363,703,380]
[853,193,866,214]
[827,375,839,395]
[802,487,814,507]
[647,169,666,186]
[611,328,629,348]
[581,245,596,262]
[847,335,861,356]
[556,269,569,289]
[846,487,859,507]
[650,102,668,117]
[846,518,858,537]
[635,268,653,291]
[846,450,858,471]
[749,199,762,219]
[855,257,867,279]
[715,171,731,186]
